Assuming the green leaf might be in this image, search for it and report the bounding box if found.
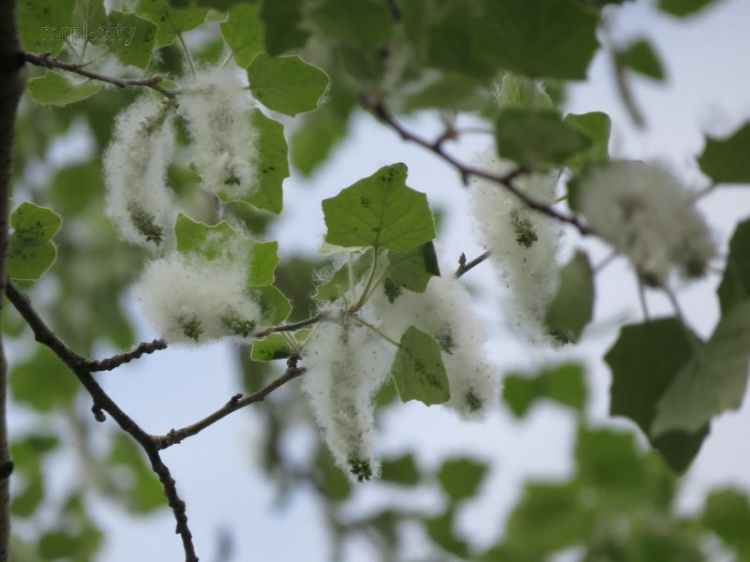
[249,285,292,325]
[620,39,665,80]
[475,0,600,80]
[386,242,440,294]
[424,509,470,559]
[73,0,107,32]
[220,3,264,68]
[659,0,719,17]
[106,11,158,69]
[698,122,750,184]
[314,249,374,302]
[136,0,208,48]
[718,219,750,313]
[11,466,45,517]
[380,454,420,486]
[10,347,79,412]
[575,427,647,493]
[250,329,310,361]
[260,0,309,55]
[545,251,594,344]
[391,325,450,406]
[322,164,436,252]
[563,111,611,171]
[8,202,62,281]
[11,202,62,242]
[502,363,587,417]
[497,73,553,109]
[27,72,101,106]
[438,457,487,502]
[702,488,750,558]
[496,109,592,168]
[403,74,487,113]
[18,0,76,55]
[248,54,330,117]
[308,0,391,48]
[241,110,287,214]
[174,214,279,286]
[653,299,750,436]
[607,318,708,471]
[108,434,164,513]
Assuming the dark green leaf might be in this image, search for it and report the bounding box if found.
[699,122,750,184]
[308,0,391,48]
[575,427,647,493]
[503,363,587,417]
[241,110,287,214]
[386,242,440,294]
[322,164,436,252]
[220,2,264,68]
[496,109,592,168]
[659,0,719,17]
[248,54,330,117]
[475,0,600,80]
[27,72,101,106]
[564,111,611,171]
[545,251,594,344]
[260,0,309,55]
[424,509,470,559]
[717,218,750,313]
[620,39,665,80]
[392,325,450,405]
[606,318,708,471]
[437,457,487,502]
[702,488,750,558]
[10,347,79,412]
[18,0,76,55]
[380,454,420,486]
[653,299,750,436]
[249,285,292,325]
[137,0,208,48]
[105,11,157,69]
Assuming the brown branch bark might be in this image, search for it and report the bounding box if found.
[360,95,592,236]
[454,251,491,279]
[156,356,305,449]
[0,0,27,556]
[5,283,197,562]
[23,52,179,100]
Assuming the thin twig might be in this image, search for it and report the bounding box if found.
[5,282,197,562]
[84,339,167,372]
[455,251,490,279]
[253,312,329,338]
[23,52,179,100]
[156,356,305,449]
[360,95,592,236]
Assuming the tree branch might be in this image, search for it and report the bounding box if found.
[23,52,179,100]
[156,356,305,449]
[5,282,198,562]
[84,339,167,372]
[0,0,27,556]
[360,95,592,236]
[454,251,491,279]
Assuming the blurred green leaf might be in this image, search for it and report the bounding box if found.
[108,434,164,513]
[392,326,450,406]
[260,0,309,55]
[437,457,487,502]
[11,346,78,412]
[380,454,420,486]
[703,488,750,558]
[220,2,264,68]
[424,509,470,559]
[564,111,611,171]
[503,363,587,417]
[309,0,391,48]
[27,72,101,106]
[137,0,208,48]
[545,251,594,344]
[18,0,75,55]
[699,122,750,184]
[314,249,373,302]
[620,39,665,80]
[659,0,719,17]
[248,54,330,117]
[717,218,750,313]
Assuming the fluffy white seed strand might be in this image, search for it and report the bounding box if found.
[578,161,716,285]
[103,96,176,246]
[179,67,258,200]
[470,153,562,344]
[133,252,261,346]
[301,319,392,482]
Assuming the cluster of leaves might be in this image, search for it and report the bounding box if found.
[8,0,748,559]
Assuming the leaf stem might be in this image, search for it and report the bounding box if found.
[356,249,380,309]
[176,31,197,78]
[352,315,400,347]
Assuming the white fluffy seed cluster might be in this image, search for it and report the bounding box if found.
[301,319,392,482]
[133,252,261,346]
[470,153,562,344]
[178,68,258,199]
[371,275,500,421]
[578,161,716,285]
[103,96,176,247]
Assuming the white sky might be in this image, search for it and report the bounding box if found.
[14,0,750,560]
